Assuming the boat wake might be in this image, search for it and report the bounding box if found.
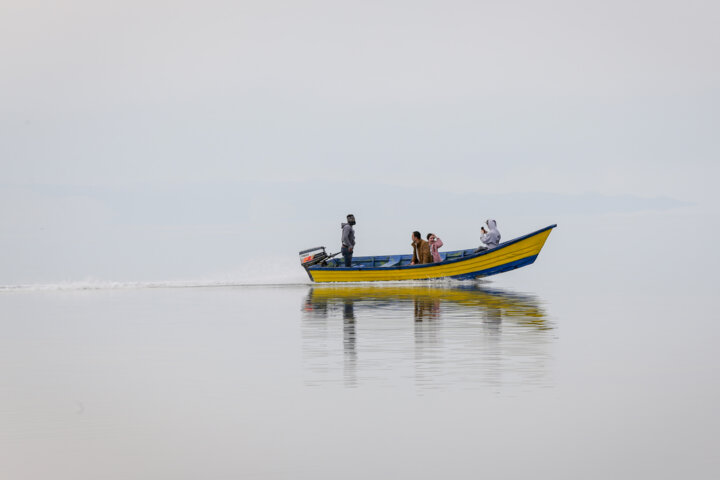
[0,279,313,292]
[0,257,314,292]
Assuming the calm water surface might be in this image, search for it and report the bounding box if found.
[1,212,719,479]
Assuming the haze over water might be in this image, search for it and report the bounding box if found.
[2,209,718,479]
[2,0,718,477]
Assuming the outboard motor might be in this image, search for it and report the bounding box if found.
[299,246,339,280]
[299,246,328,267]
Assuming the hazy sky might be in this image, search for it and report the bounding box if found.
[1,0,718,283]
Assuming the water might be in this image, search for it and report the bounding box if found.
[302,284,553,390]
[1,210,719,479]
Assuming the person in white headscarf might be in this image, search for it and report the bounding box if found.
[476,219,501,252]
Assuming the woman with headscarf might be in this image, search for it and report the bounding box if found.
[427,233,444,263]
[476,219,501,251]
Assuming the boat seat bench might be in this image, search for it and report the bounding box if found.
[381,256,401,267]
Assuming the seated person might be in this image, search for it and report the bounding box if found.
[427,233,443,263]
[411,231,433,265]
[475,219,501,252]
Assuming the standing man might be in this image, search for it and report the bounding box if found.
[341,214,356,267]
[410,231,432,265]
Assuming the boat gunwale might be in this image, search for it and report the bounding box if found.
[308,224,557,272]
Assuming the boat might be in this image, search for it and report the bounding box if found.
[298,224,556,283]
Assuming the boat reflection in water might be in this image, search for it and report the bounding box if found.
[301,284,554,390]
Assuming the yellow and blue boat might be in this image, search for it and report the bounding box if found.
[299,224,556,283]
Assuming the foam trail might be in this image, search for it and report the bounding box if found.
[0,255,311,292]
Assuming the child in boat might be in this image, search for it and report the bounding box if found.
[427,233,444,263]
[476,219,501,252]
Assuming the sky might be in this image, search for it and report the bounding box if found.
[1,0,718,284]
